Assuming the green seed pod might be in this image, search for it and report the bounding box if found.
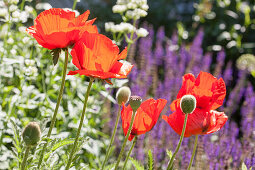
[22,122,41,146]
[129,96,142,112]
[180,95,196,114]
[116,86,131,105]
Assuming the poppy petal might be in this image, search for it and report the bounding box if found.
[176,73,195,99]
[27,8,97,50]
[210,78,226,110]
[121,99,166,141]
[204,110,228,134]
[110,61,133,77]
[170,98,180,111]
[118,47,128,60]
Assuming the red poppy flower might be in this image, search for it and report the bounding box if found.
[27,8,98,50]
[162,71,228,137]
[121,98,167,141]
[67,32,133,80]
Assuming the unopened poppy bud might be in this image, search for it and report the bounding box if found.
[22,122,41,146]
[180,95,196,114]
[116,86,131,105]
[129,96,142,112]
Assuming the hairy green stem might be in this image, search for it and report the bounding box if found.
[21,146,30,170]
[123,136,137,169]
[101,105,121,169]
[72,0,78,10]
[167,113,189,170]
[65,78,94,170]
[37,48,69,169]
[187,135,198,170]
[114,109,137,170]
[20,0,26,11]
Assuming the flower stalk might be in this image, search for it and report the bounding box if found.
[101,105,121,169]
[37,48,69,169]
[114,109,137,169]
[187,135,198,170]
[65,78,94,170]
[21,146,30,170]
[123,136,137,169]
[167,113,189,170]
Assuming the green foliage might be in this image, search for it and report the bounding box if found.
[166,149,173,159]
[146,150,154,170]
[130,157,144,170]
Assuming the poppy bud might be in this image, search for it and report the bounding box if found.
[116,86,131,105]
[129,96,142,112]
[22,122,41,146]
[180,95,196,114]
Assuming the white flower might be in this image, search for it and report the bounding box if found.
[136,28,149,37]
[20,11,29,23]
[120,22,136,33]
[141,4,149,11]
[127,2,137,9]
[132,0,147,6]
[135,8,147,17]
[112,5,127,13]
[22,37,30,44]
[0,8,8,17]
[10,49,17,55]
[112,24,123,33]
[12,10,20,18]
[25,6,34,13]
[35,3,52,10]
[126,10,135,19]
[18,26,26,33]
[7,38,14,44]
[0,1,5,7]
[105,22,115,32]
[10,0,19,4]
[9,4,18,12]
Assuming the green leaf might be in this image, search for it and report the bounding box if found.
[44,139,74,160]
[52,139,74,151]
[166,149,173,159]
[241,162,248,170]
[51,48,61,66]
[130,157,144,170]
[147,150,154,170]
[104,163,116,170]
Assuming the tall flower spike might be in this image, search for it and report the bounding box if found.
[163,71,228,137]
[68,32,133,82]
[26,8,98,50]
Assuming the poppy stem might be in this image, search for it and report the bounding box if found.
[166,113,189,170]
[37,48,69,169]
[21,146,30,170]
[114,110,137,170]
[65,78,94,170]
[187,135,198,170]
[123,136,137,169]
[101,105,121,169]
[72,0,78,10]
